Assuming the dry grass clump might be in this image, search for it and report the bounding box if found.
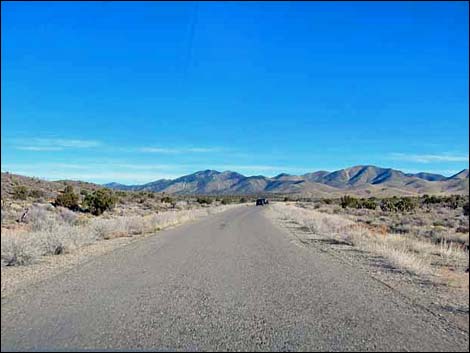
[1,236,40,266]
[373,244,429,276]
[1,225,96,266]
[270,203,469,278]
[275,204,356,244]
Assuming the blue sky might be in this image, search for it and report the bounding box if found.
[2,1,468,184]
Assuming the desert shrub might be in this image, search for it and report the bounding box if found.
[447,195,465,209]
[137,191,148,199]
[340,195,357,209]
[456,226,469,234]
[197,197,212,205]
[29,189,45,199]
[80,189,89,197]
[422,194,465,207]
[13,185,28,200]
[141,200,157,210]
[395,197,417,212]
[284,197,291,202]
[26,206,57,231]
[422,195,442,205]
[419,195,467,209]
[92,219,119,239]
[54,186,79,211]
[380,198,397,212]
[83,189,117,215]
[161,196,174,204]
[240,197,247,203]
[464,202,469,217]
[57,207,79,225]
[221,198,231,205]
[124,216,146,235]
[359,198,377,210]
[1,236,40,266]
[322,198,333,205]
[380,197,417,213]
[39,230,67,256]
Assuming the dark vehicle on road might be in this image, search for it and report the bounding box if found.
[256,198,269,206]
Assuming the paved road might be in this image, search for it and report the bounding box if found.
[1,206,468,351]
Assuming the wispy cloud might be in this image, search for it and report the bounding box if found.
[15,146,64,151]
[400,168,462,176]
[139,146,222,154]
[9,140,220,154]
[12,138,101,151]
[389,153,469,163]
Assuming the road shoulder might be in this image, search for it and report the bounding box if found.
[263,204,470,334]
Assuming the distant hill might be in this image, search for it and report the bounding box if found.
[406,172,447,182]
[104,166,470,196]
[3,166,467,199]
[449,169,469,180]
[1,172,103,200]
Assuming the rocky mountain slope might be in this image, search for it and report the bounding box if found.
[104,166,470,196]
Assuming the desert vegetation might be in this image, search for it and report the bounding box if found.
[314,195,469,246]
[270,194,469,286]
[1,178,244,267]
[1,203,240,267]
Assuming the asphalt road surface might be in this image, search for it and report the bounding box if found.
[1,206,468,351]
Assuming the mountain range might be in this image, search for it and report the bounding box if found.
[105,165,469,197]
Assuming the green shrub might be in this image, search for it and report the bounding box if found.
[380,198,397,212]
[54,185,79,211]
[395,197,417,212]
[422,195,443,205]
[359,198,377,210]
[83,189,117,215]
[197,197,212,205]
[13,186,28,200]
[340,196,377,210]
[340,195,357,209]
[447,195,465,209]
[29,189,45,199]
[161,196,174,204]
[380,197,417,213]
